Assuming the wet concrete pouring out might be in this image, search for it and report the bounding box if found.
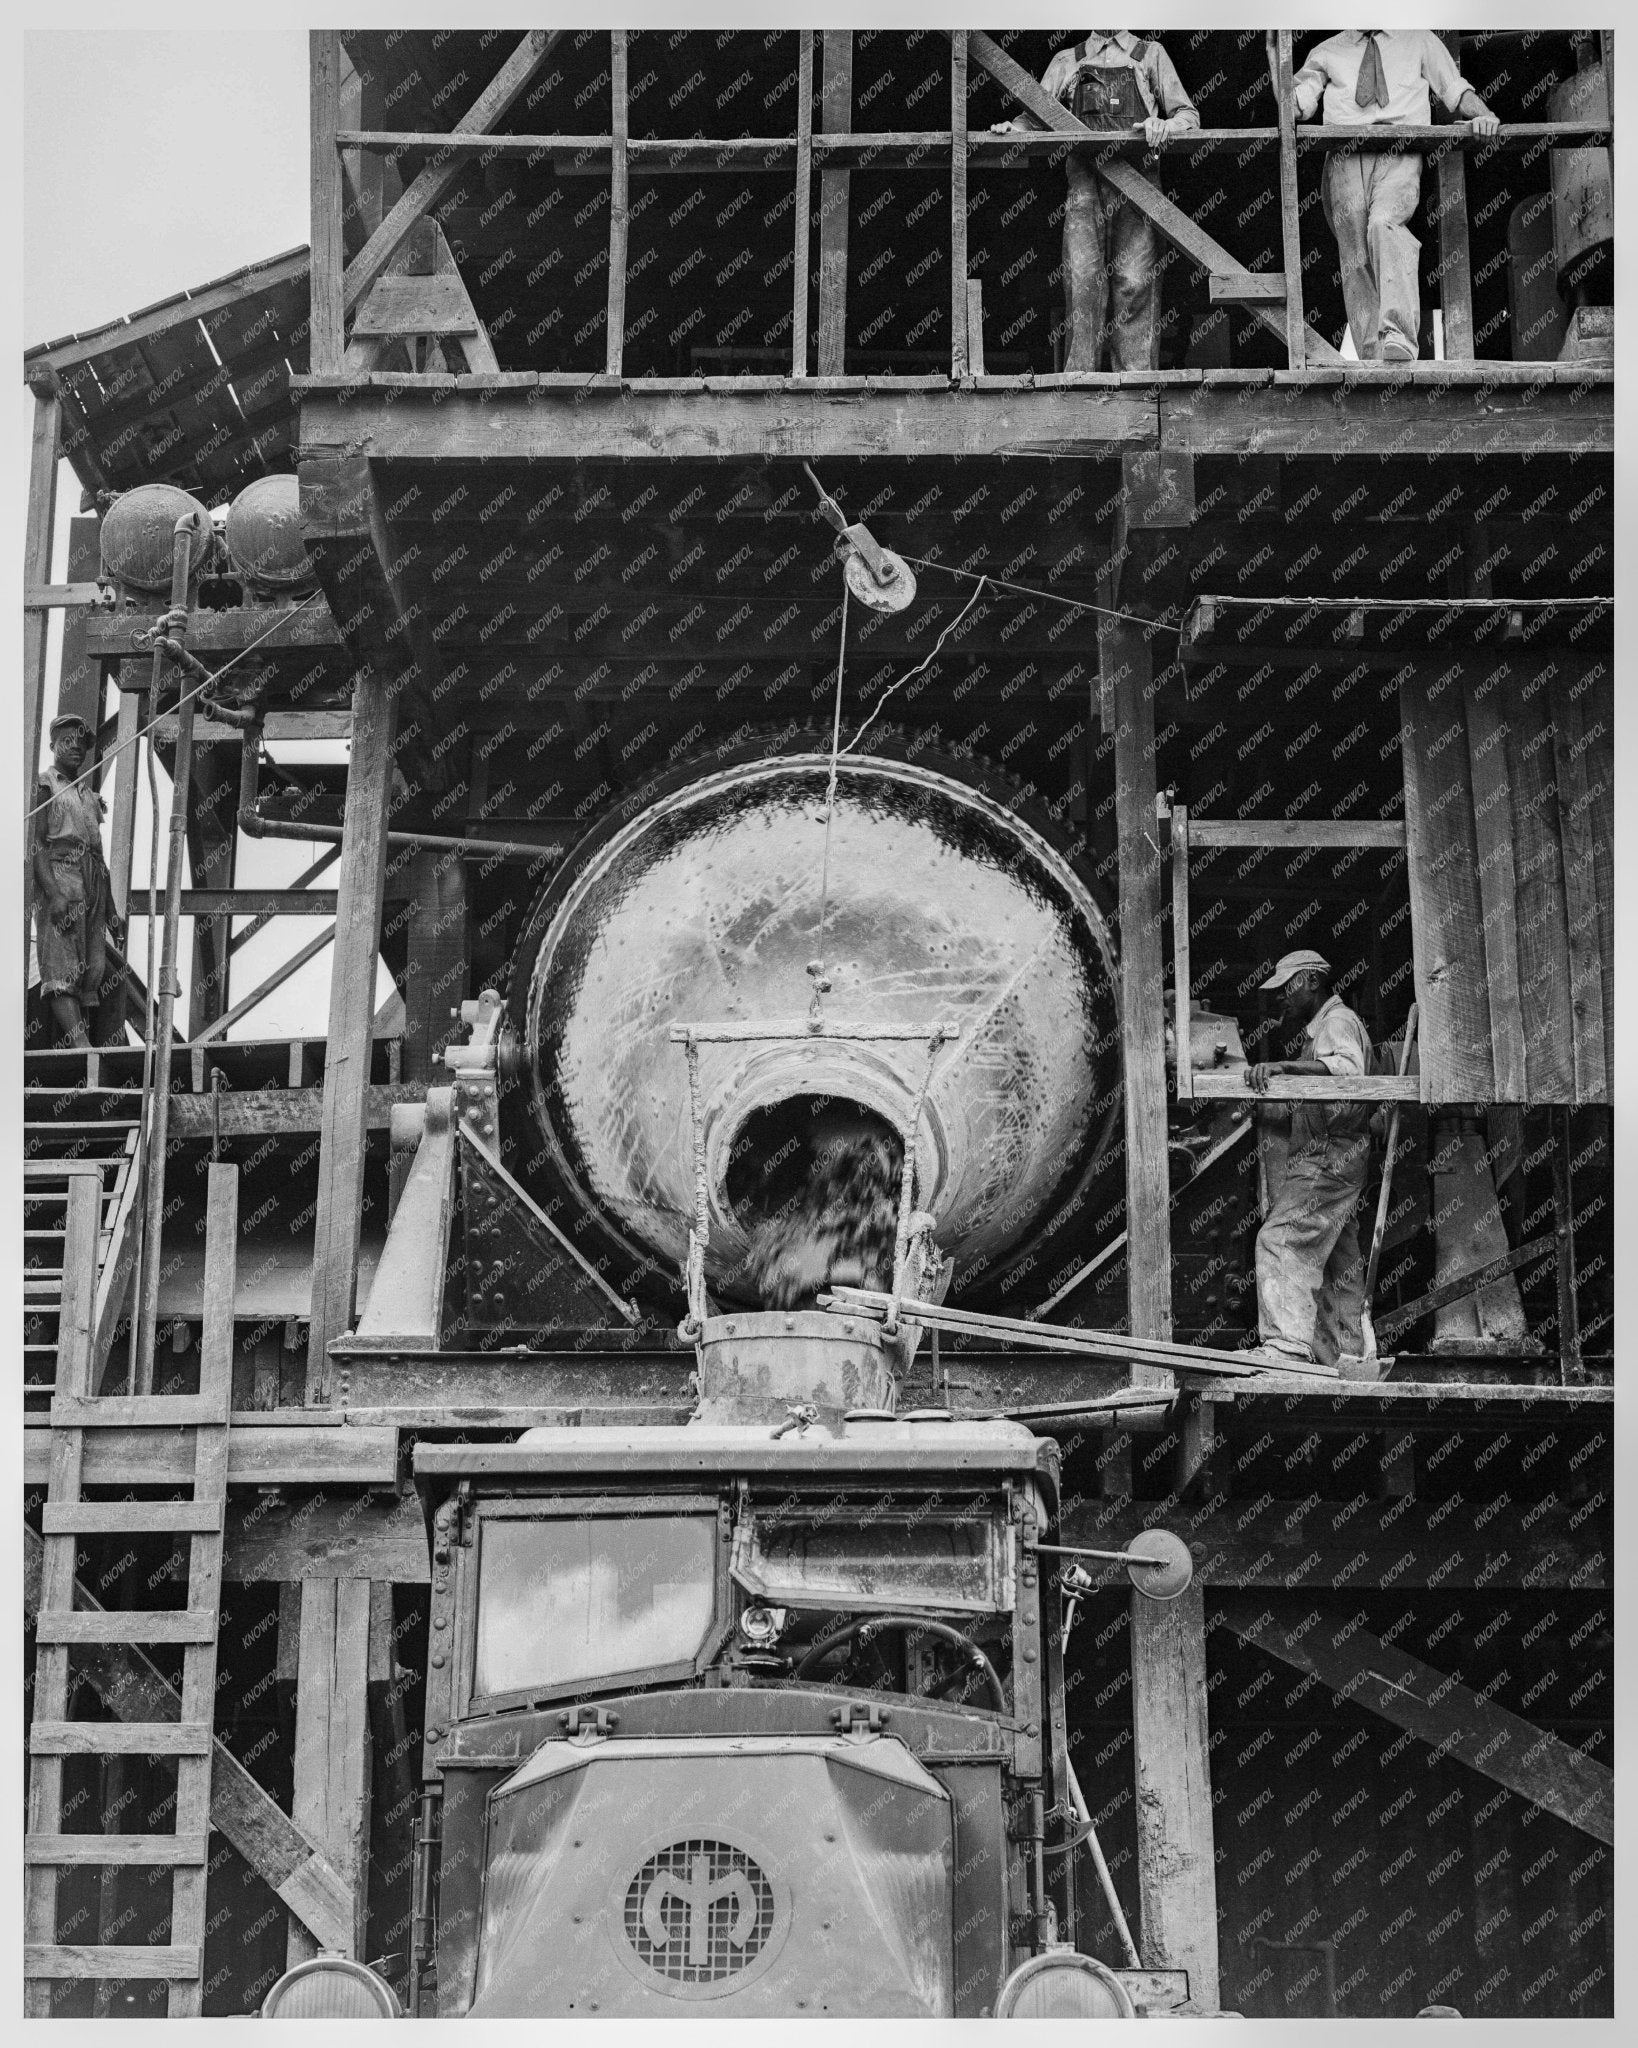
[736,1104,903,1310]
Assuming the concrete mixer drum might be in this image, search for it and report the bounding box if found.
[504,736,1121,1307]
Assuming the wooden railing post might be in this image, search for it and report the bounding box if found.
[791,31,814,376]
[309,31,345,375]
[1435,33,1475,359]
[605,30,629,377]
[817,32,852,375]
[1274,31,1306,370]
[951,33,969,378]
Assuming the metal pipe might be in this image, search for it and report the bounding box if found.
[233,726,565,865]
[408,1781,442,2018]
[133,512,205,1393]
[240,804,566,866]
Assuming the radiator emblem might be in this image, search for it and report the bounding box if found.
[622,1839,777,1985]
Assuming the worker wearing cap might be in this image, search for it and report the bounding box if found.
[33,713,118,1047]
[1245,950,1372,1370]
[1269,31,1499,363]
[993,32,1199,371]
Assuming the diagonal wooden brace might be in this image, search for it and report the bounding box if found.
[959,30,1343,366]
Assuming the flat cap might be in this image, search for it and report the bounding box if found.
[49,713,93,739]
[1260,947,1331,992]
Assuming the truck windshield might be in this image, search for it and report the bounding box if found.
[474,1513,717,1699]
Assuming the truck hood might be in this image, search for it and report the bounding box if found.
[470,1732,953,2017]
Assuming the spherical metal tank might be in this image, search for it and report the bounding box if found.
[508,743,1120,1304]
[225,473,317,592]
[99,484,213,593]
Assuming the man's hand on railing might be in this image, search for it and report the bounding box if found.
[1466,111,1501,138]
[1142,117,1171,150]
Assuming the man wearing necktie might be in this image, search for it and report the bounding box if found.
[993,31,1199,371]
[1270,30,1499,361]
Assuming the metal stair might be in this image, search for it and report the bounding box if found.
[24,1059,148,1409]
[24,1164,239,2017]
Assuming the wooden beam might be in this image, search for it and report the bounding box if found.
[1219,1599,1612,1843]
[129,888,339,919]
[167,1082,421,1138]
[817,33,852,375]
[287,1577,373,1964]
[306,669,397,1399]
[1065,1497,1606,1590]
[1189,818,1405,850]
[605,31,629,377]
[309,33,346,375]
[1131,1584,1220,2008]
[791,32,814,376]
[189,922,336,1044]
[341,32,562,315]
[22,1528,356,1951]
[960,29,1341,366]
[950,33,969,378]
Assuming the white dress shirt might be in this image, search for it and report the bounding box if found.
[1291,30,1474,129]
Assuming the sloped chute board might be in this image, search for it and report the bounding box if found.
[457,1129,637,1338]
[1400,652,1611,1105]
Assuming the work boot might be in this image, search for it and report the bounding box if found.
[1239,1341,1339,1378]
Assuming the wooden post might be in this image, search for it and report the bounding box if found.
[1099,608,1172,1354]
[1129,1583,1220,2008]
[1435,34,1475,359]
[286,1577,373,1965]
[106,682,142,926]
[306,670,397,1399]
[24,383,61,971]
[605,31,629,377]
[1551,1108,1582,1383]
[817,32,852,376]
[1170,802,1192,1101]
[1273,32,1307,369]
[402,847,469,1086]
[791,31,814,376]
[1101,504,1217,2008]
[951,33,969,377]
[310,32,346,376]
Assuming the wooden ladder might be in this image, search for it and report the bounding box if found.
[25,1164,239,2017]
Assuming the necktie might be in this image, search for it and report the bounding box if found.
[1355,32,1389,110]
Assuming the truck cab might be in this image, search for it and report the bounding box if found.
[411,1401,1138,2017]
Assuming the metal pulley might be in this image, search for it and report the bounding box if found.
[806,461,917,614]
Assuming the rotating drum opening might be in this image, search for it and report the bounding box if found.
[722,1095,906,1311]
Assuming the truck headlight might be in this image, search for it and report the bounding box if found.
[261,1955,403,2018]
[996,1951,1135,2019]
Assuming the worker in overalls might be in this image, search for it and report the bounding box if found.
[33,713,119,1047]
[1245,950,1371,1372]
[1270,31,1499,362]
[993,32,1199,371]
